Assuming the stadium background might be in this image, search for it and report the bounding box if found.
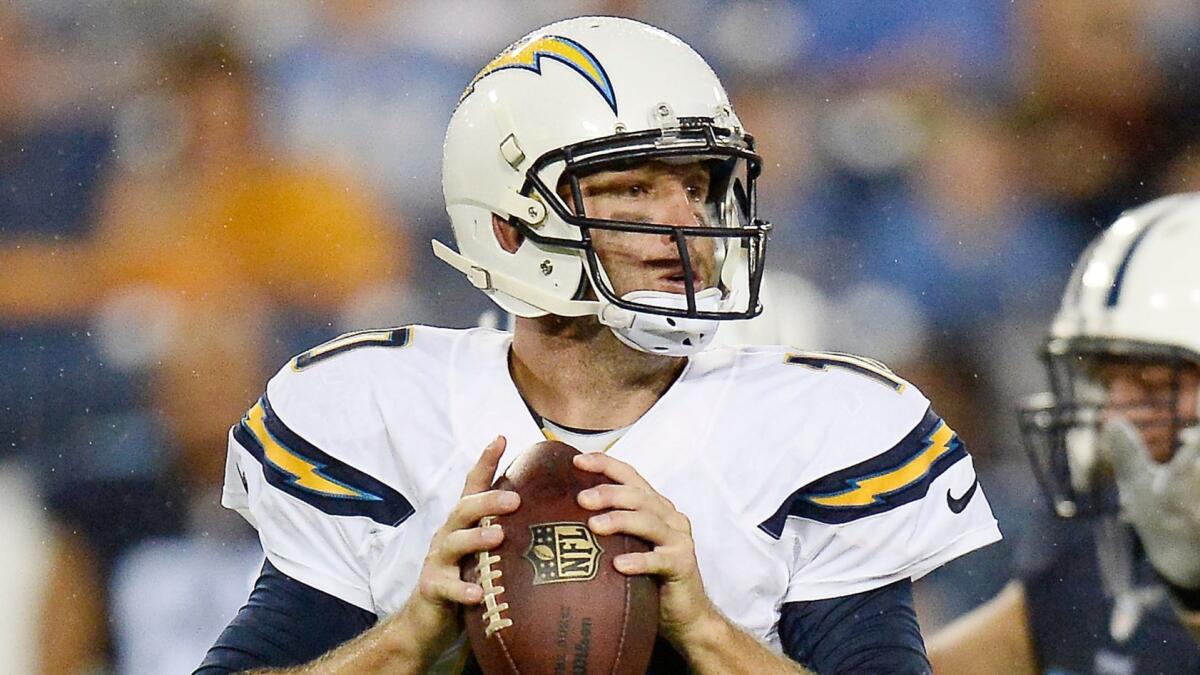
[3,1,1199,672]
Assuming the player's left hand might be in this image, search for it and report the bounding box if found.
[1103,418,1200,589]
[572,452,721,647]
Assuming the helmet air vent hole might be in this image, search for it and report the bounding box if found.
[666,318,676,327]
[683,338,692,346]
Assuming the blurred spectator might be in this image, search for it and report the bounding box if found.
[1014,0,1200,225]
[855,99,1081,340]
[15,30,409,673]
[253,0,473,235]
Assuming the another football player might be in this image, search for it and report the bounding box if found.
[929,193,1200,673]
[197,17,999,674]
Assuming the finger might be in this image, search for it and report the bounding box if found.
[1102,419,1153,482]
[612,550,675,577]
[420,574,484,606]
[444,489,520,532]
[432,524,505,565]
[588,509,677,546]
[462,436,507,497]
[573,452,653,492]
[1167,438,1200,477]
[577,483,673,521]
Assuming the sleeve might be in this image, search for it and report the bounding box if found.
[195,559,377,673]
[767,405,1002,602]
[222,380,415,612]
[780,580,930,675]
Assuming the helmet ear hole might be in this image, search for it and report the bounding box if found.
[491,214,525,254]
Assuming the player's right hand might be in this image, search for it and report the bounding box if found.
[403,436,521,647]
[1103,419,1200,589]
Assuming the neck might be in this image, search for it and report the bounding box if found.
[510,314,685,430]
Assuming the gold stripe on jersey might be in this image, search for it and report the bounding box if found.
[758,407,968,533]
[232,395,415,525]
[807,421,957,508]
[243,400,366,499]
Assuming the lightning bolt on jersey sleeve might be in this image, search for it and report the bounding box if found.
[773,403,1000,601]
[727,351,1001,604]
[222,332,425,612]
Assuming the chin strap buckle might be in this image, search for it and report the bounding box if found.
[467,266,493,291]
[599,303,635,330]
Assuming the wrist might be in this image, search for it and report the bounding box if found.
[670,605,732,659]
[384,595,460,668]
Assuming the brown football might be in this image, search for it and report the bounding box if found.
[462,440,658,675]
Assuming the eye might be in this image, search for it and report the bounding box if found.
[625,184,645,198]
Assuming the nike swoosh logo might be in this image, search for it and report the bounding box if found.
[946,477,979,514]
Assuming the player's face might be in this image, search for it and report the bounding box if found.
[1093,360,1200,463]
[570,161,718,297]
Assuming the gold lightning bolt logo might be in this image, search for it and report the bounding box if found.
[243,401,377,500]
[461,34,616,113]
[807,421,959,508]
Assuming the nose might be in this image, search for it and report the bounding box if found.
[655,180,706,229]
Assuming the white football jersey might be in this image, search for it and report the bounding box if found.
[222,326,1000,648]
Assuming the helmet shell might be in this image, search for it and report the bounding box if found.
[1051,192,1200,355]
[441,16,743,317]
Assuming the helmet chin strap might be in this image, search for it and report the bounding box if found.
[599,288,724,357]
[434,240,734,356]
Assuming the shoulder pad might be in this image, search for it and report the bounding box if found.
[230,325,472,525]
[232,394,414,526]
[758,406,967,535]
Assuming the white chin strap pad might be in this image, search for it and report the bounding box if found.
[599,288,723,357]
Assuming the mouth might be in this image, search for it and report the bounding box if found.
[656,267,705,294]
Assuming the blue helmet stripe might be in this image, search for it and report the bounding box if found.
[1105,204,1178,307]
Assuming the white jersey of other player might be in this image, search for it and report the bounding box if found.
[222,326,999,648]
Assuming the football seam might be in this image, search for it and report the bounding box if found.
[495,630,522,675]
[612,538,632,674]
[475,517,514,638]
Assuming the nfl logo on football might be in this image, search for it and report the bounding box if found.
[524,522,604,585]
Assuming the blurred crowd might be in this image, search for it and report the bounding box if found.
[4,1,1200,673]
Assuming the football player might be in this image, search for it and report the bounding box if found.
[197,16,999,674]
[929,193,1200,674]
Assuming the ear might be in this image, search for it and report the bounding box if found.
[492,214,524,254]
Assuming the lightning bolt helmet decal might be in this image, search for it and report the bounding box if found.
[460,34,617,114]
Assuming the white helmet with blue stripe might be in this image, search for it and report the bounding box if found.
[1020,192,1200,517]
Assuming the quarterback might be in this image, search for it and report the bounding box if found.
[929,194,1200,674]
[198,17,999,674]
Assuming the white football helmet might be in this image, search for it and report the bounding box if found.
[433,16,770,356]
[1019,193,1200,517]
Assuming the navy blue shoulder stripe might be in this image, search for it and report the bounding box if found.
[232,395,415,526]
[759,407,967,537]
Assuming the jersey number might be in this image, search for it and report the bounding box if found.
[784,351,906,392]
[292,327,412,371]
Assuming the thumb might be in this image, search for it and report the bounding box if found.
[1100,418,1153,485]
[462,435,507,496]
[1165,431,1200,479]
